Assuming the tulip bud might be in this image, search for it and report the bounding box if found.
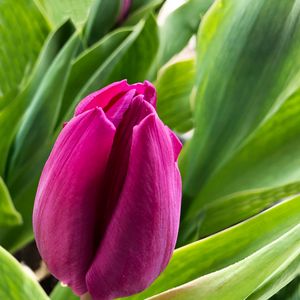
[33,80,182,300]
[118,0,131,22]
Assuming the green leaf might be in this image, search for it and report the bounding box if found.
[0,28,81,252]
[104,14,159,84]
[198,181,300,238]
[0,246,49,300]
[0,177,21,227]
[125,195,300,299]
[0,0,49,109]
[0,20,74,176]
[157,0,213,67]
[124,0,163,26]
[187,88,300,237]
[61,15,159,123]
[183,0,300,207]
[50,283,79,300]
[131,0,158,12]
[155,59,195,133]
[8,32,81,187]
[37,0,93,27]
[83,0,121,46]
[152,225,300,299]
[271,277,300,300]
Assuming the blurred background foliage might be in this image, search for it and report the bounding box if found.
[0,0,300,299]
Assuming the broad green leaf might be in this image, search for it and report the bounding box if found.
[183,0,300,207]
[37,0,93,27]
[84,0,121,46]
[0,30,81,252]
[155,59,195,133]
[152,224,300,299]
[0,0,49,109]
[0,246,49,300]
[0,177,21,227]
[8,33,81,187]
[196,89,300,207]
[105,14,159,84]
[247,255,300,300]
[50,283,79,300]
[131,0,159,11]
[198,181,300,238]
[271,277,300,300]
[125,195,300,299]
[157,0,214,67]
[0,20,75,176]
[58,28,132,125]
[187,88,300,237]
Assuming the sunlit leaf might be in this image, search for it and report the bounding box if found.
[157,0,213,67]
[156,59,195,133]
[50,283,79,300]
[125,196,300,299]
[0,177,21,227]
[0,0,49,109]
[0,246,49,300]
[37,0,93,27]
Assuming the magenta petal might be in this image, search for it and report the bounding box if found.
[130,80,157,108]
[75,81,157,118]
[118,0,131,22]
[75,80,128,116]
[167,128,182,161]
[33,108,115,295]
[85,114,182,300]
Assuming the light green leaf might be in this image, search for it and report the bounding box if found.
[126,195,300,299]
[0,0,49,109]
[50,283,79,300]
[0,246,49,300]
[157,0,214,67]
[152,224,300,299]
[156,59,195,133]
[0,177,21,227]
[37,0,93,27]
[183,0,300,207]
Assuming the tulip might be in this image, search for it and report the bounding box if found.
[118,0,131,22]
[33,80,182,300]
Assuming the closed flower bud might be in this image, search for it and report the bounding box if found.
[33,80,182,300]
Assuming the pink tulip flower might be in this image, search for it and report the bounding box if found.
[118,0,131,22]
[33,80,182,300]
